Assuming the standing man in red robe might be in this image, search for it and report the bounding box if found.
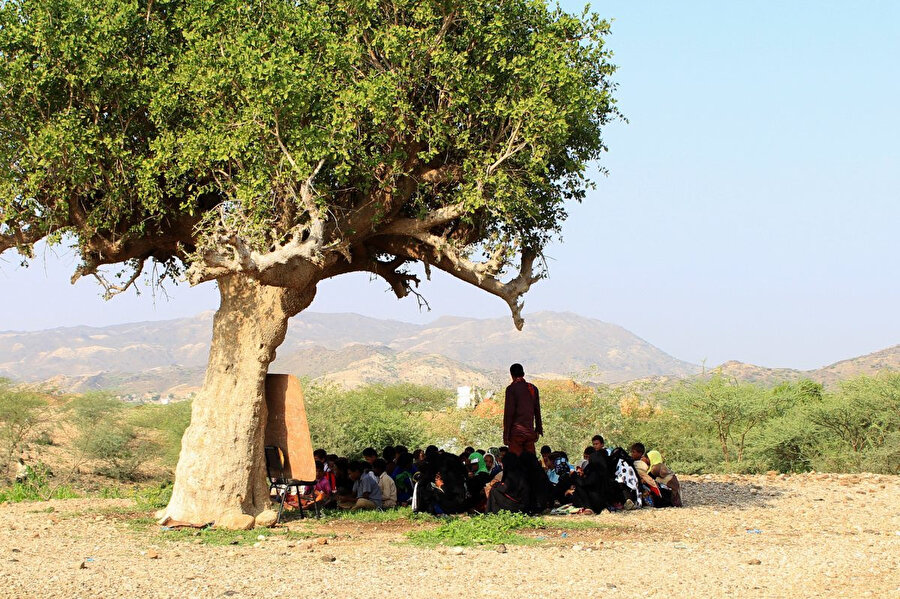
[503,363,543,456]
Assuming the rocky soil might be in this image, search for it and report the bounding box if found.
[0,473,898,599]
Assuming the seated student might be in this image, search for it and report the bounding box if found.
[339,461,382,510]
[392,452,416,506]
[583,445,596,463]
[465,452,491,512]
[498,446,509,462]
[302,462,334,510]
[609,447,642,509]
[372,458,397,508]
[540,445,553,469]
[413,452,467,515]
[549,451,573,505]
[412,448,426,469]
[629,442,648,465]
[382,446,397,476]
[647,450,682,507]
[592,435,608,455]
[313,448,329,470]
[332,458,353,497]
[484,452,502,477]
[631,459,664,508]
[486,453,529,514]
[571,450,612,514]
[362,447,378,465]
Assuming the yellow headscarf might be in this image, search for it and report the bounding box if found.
[647,450,663,468]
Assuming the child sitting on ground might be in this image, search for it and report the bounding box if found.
[647,450,682,507]
[301,461,334,510]
[373,458,397,509]
[338,461,383,510]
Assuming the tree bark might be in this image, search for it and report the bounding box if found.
[161,275,313,525]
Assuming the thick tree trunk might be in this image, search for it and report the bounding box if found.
[161,275,313,525]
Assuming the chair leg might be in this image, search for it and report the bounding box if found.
[296,484,305,520]
[275,485,287,525]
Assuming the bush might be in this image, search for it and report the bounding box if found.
[305,382,441,457]
[0,462,78,503]
[0,379,48,471]
[128,401,192,468]
[67,393,160,480]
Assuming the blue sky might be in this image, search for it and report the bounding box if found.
[1,1,898,370]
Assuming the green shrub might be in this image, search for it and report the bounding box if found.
[132,482,174,510]
[67,393,160,480]
[128,401,192,468]
[0,462,78,502]
[306,382,440,457]
[0,379,49,470]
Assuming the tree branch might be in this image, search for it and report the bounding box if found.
[371,234,542,329]
[0,223,45,257]
[91,258,147,300]
[321,246,431,311]
[379,204,469,237]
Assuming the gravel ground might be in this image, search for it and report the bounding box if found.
[0,473,898,599]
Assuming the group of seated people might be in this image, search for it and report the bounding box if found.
[294,436,681,516]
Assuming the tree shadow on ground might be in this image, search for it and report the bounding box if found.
[681,479,784,509]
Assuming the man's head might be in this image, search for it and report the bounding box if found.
[313,448,327,463]
[509,363,525,379]
[540,445,552,458]
[629,442,646,460]
[362,447,378,464]
[372,458,387,476]
[394,445,408,457]
[592,435,605,452]
[347,461,365,481]
[382,446,396,463]
[498,446,508,459]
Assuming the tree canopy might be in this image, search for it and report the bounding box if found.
[0,0,617,324]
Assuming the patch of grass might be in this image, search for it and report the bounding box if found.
[131,482,173,511]
[320,506,436,524]
[406,511,545,548]
[0,480,79,503]
[96,486,129,499]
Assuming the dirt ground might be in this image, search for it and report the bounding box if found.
[0,473,898,599]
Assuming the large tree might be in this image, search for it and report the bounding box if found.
[0,0,618,523]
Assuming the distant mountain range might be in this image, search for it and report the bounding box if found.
[0,311,896,397]
[708,344,900,386]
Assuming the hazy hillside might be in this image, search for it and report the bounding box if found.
[0,311,697,392]
[709,344,900,386]
[3,310,894,396]
[388,311,699,381]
